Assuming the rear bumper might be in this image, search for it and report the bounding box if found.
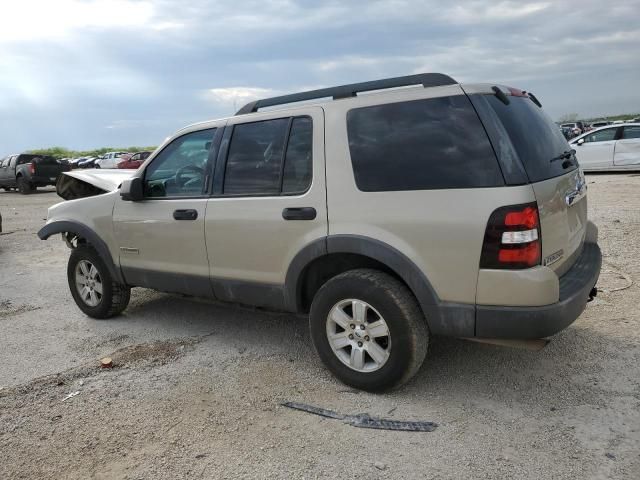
[31,175,59,185]
[475,242,602,339]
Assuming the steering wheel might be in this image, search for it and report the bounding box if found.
[175,164,204,187]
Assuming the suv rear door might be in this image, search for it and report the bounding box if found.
[471,90,588,275]
[205,107,326,309]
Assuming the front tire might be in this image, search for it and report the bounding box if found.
[309,269,428,391]
[67,246,131,319]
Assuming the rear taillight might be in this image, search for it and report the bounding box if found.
[480,203,541,269]
[29,162,35,175]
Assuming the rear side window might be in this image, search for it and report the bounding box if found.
[224,118,289,195]
[347,96,503,192]
[223,116,313,195]
[484,95,577,182]
[282,117,313,194]
[623,125,640,139]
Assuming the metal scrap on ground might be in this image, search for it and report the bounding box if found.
[281,401,438,432]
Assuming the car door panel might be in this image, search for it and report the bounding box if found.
[614,126,640,166]
[573,127,619,170]
[575,142,614,169]
[112,125,223,295]
[205,108,326,307]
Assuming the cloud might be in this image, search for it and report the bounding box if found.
[0,0,155,43]
[0,0,639,155]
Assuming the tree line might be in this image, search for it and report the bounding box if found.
[26,146,157,160]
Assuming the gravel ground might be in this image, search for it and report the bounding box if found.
[0,176,639,479]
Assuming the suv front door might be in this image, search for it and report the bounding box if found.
[205,107,326,309]
[113,125,223,296]
[574,127,620,169]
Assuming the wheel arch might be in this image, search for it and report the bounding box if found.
[285,235,476,337]
[38,220,124,284]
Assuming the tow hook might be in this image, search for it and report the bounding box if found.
[588,287,598,302]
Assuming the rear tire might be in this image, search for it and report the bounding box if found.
[309,269,428,391]
[67,245,130,319]
[17,177,34,194]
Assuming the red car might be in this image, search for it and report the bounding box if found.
[117,151,151,169]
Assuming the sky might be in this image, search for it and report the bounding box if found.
[1,0,639,156]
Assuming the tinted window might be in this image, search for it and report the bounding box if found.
[347,96,503,191]
[583,128,617,143]
[144,129,215,197]
[485,96,577,182]
[224,118,289,195]
[623,126,640,139]
[282,117,313,194]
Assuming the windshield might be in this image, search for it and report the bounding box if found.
[485,95,577,182]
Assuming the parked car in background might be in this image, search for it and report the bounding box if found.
[78,157,98,168]
[117,151,151,169]
[590,120,610,129]
[39,73,601,391]
[95,152,128,169]
[571,123,640,171]
[561,122,585,136]
[560,126,576,140]
[0,154,70,194]
[69,157,86,169]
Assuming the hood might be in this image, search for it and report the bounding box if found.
[56,169,136,200]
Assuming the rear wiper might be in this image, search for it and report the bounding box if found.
[550,149,575,164]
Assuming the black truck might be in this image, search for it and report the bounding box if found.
[0,154,70,194]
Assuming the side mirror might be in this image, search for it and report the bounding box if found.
[577,138,585,146]
[120,177,144,201]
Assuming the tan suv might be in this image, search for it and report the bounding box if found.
[39,73,601,391]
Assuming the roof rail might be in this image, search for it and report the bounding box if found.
[235,73,457,115]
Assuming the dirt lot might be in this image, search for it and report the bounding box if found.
[1,176,639,479]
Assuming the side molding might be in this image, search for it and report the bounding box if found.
[37,220,124,284]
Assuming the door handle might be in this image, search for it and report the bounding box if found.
[173,209,198,220]
[282,207,316,221]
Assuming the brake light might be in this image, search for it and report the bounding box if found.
[29,162,35,175]
[480,203,541,269]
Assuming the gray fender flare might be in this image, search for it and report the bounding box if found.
[38,220,124,284]
[285,235,475,337]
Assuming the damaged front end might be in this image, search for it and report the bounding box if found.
[56,170,135,200]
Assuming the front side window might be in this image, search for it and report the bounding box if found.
[583,128,618,143]
[347,96,503,191]
[144,128,216,198]
[623,126,640,139]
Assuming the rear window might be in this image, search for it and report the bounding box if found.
[485,95,577,182]
[346,95,503,192]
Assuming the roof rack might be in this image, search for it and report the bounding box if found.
[235,73,457,115]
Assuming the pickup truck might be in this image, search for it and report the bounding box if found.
[0,154,71,194]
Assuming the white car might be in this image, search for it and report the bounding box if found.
[95,152,127,169]
[570,123,640,171]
